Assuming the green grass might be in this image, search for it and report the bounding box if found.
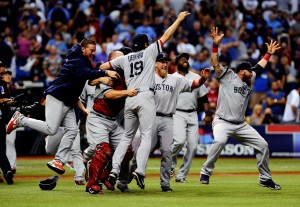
[1,157,300,207]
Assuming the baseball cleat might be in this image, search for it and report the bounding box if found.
[175,177,186,183]
[47,159,65,175]
[108,172,117,186]
[132,171,145,189]
[200,174,210,184]
[258,179,282,190]
[86,185,103,195]
[117,185,130,193]
[75,180,85,185]
[103,180,115,191]
[4,170,14,185]
[6,111,21,134]
[161,186,173,192]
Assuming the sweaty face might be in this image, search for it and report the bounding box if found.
[82,44,96,61]
[156,61,169,78]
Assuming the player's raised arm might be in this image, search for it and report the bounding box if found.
[210,27,224,77]
[159,11,190,45]
[254,39,281,73]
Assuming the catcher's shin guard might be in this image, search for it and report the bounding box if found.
[100,161,115,190]
[86,142,112,190]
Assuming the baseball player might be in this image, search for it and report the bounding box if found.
[170,53,209,183]
[130,52,210,192]
[84,50,137,194]
[200,27,281,190]
[6,39,119,175]
[100,11,191,190]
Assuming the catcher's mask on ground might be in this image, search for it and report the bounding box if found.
[39,175,59,190]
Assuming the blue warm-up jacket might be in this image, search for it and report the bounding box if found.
[44,44,106,107]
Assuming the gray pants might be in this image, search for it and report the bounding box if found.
[21,95,78,163]
[172,111,199,180]
[111,91,155,176]
[84,111,129,186]
[201,118,272,181]
[45,126,85,181]
[131,116,173,188]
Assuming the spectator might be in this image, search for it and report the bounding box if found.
[191,50,210,73]
[265,81,286,121]
[261,107,280,124]
[94,42,108,64]
[247,104,264,125]
[135,18,157,41]
[106,34,123,56]
[221,27,240,64]
[282,83,300,123]
[42,45,62,87]
[115,13,134,43]
[47,0,70,32]
[45,32,68,57]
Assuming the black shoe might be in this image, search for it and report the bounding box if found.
[132,171,145,189]
[161,186,173,192]
[108,172,117,186]
[5,171,14,185]
[200,174,209,185]
[117,185,130,193]
[259,179,281,190]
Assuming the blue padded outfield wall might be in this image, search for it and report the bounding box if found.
[195,125,300,158]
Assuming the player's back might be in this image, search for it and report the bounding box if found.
[110,41,162,90]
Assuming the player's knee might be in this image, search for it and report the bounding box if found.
[94,142,113,162]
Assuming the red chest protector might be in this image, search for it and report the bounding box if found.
[93,78,126,117]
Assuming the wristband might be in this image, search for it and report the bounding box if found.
[263,53,271,61]
[212,44,218,53]
[105,70,108,75]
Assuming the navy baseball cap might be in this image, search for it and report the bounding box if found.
[175,53,189,64]
[119,46,133,55]
[235,61,255,73]
[156,52,171,62]
[132,33,149,52]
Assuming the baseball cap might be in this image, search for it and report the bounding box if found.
[235,61,255,73]
[0,70,12,75]
[175,53,189,64]
[156,52,171,62]
[0,60,5,68]
[132,33,149,52]
[119,46,133,55]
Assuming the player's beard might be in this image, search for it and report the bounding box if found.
[243,76,251,86]
[177,62,190,73]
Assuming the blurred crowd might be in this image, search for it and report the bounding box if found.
[0,0,299,124]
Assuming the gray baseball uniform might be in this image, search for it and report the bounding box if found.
[201,67,273,182]
[110,41,163,176]
[172,71,208,181]
[152,73,193,188]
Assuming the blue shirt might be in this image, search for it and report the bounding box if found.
[266,90,285,116]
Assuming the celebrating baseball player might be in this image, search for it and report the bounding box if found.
[84,50,137,194]
[170,53,209,183]
[6,38,119,175]
[130,52,210,192]
[200,27,281,190]
[98,11,190,190]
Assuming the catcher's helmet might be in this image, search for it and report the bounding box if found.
[39,175,59,190]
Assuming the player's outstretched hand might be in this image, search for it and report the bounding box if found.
[200,68,211,79]
[265,39,281,55]
[211,27,224,45]
[177,11,190,21]
[106,70,120,79]
[127,89,138,97]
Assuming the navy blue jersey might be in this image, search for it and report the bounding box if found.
[44,44,106,107]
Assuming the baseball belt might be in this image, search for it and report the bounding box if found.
[156,112,173,117]
[176,109,197,113]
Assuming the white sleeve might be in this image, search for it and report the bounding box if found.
[110,56,125,70]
